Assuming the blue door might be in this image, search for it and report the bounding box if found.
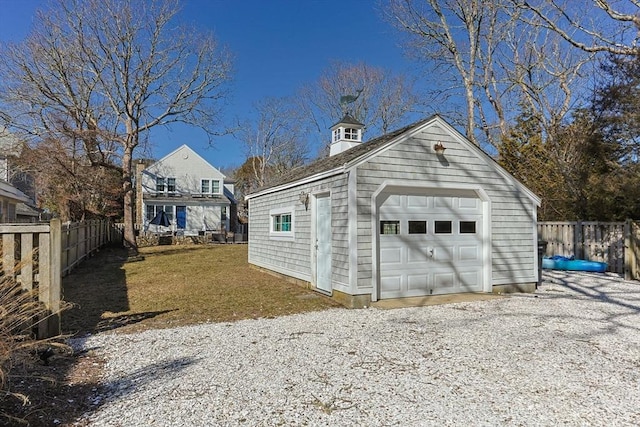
[176,206,186,229]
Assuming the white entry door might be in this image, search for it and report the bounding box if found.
[379,193,484,298]
[315,194,332,294]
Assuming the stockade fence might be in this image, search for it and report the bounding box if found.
[538,220,640,280]
[1,219,119,338]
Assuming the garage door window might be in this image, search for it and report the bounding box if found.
[434,220,452,234]
[460,221,477,234]
[408,221,427,234]
[380,220,400,235]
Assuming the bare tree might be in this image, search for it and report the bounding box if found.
[387,0,502,145]
[512,0,640,56]
[0,0,232,254]
[237,97,309,192]
[387,0,593,148]
[296,61,417,149]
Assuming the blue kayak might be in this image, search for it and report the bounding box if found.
[542,255,607,272]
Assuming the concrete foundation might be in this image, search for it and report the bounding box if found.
[331,290,371,309]
[492,282,537,294]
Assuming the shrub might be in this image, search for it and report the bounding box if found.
[0,272,68,424]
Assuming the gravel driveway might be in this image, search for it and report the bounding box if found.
[73,271,640,426]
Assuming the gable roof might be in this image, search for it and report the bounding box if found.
[147,144,225,178]
[251,116,435,194]
[247,115,540,206]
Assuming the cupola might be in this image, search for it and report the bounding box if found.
[329,113,364,156]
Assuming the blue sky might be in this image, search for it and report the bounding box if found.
[0,0,416,171]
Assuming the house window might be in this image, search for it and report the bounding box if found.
[380,220,400,235]
[201,179,210,194]
[146,205,175,222]
[156,177,165,192]
[333,129,341,142]
[273,214,291,232]
[201,179,221,194]
[270,206,295,240]
[163,205,174,222]
[167,178,176,193]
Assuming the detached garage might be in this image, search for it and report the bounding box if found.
[246,114,541,307]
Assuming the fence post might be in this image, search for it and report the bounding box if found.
[624,219,632,280]
[47,219,62,338]
[575,221,583,259]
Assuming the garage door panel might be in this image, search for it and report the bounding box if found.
[381,275,402,292]
[407,195,428,207]
[458,197,479,210]
[434,246,454,261]
[407,246,429,262]
[407,274,429,291]
[379,192,485,299]
[434,197,453,208]
[433,272,455,289]
[459,245,480,261]
[380,246,402,264]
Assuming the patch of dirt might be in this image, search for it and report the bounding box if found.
[1,348,106,427]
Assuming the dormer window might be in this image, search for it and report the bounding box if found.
[156,177,176,193]
[167,178,176,193]
[201,179,221,194]
[156,177,165,192]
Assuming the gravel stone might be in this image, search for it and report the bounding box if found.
[72,271,640,426]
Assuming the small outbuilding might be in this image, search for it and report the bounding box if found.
[246,114,541,307]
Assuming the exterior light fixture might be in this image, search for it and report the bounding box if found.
[299,191,309,210]
[434,142,446,155]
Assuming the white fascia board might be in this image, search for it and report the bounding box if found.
[245,166,345,201]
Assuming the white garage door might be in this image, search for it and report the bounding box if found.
[379,192,484,299]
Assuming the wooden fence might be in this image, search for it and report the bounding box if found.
[538,220,640,279]
[1,219,119,338]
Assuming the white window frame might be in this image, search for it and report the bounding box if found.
[344,127,360,140]
[167,177,176,193]
[269,206,295,241]
[332,128,341,142]
[200,178,221,194]
[156,177,165,192]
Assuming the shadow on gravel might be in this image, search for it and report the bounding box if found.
[541,270,640,335]
[543,271,640,312]
[87,355,200,411]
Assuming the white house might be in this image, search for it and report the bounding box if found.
[136,145,236,236]
[246,114,541,307]
[0,129,38,222]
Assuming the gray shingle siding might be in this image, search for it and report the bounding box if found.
[247,115,540,299]
[248,174,350,290]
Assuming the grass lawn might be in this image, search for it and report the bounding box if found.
[3,244,341,426]
[62,243,341,335]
